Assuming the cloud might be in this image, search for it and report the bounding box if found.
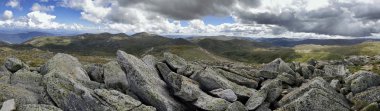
[31,3,55,12]
[59,0,263,33]
[59,0,380,37]
[0,11,84,31]
[234,0,380,37]
[6,0,21,9]
[27,11,56,24]
[40,0,49,2]
[2,10,13,20]
[61,0,111,23]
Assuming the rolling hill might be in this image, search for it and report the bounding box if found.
[0,31,55,44]
[23,33,302,64]
[2,32,380,67]
[15,32,234,66]
[256,38,380,47]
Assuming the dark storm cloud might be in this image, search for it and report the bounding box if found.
[348,3,380,20]
[62,0,380,37]
[116,0,261,20]
[236,1,380,37]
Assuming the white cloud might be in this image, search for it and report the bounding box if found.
[2,10,13,20]
[6,0,21,9]
[0,11,84,31]
[28,0,375,38]
[57,0,352,39]
[31,3,55,12]
[61,0,111,23]
[27,11,56,24]
[40,0,49,2]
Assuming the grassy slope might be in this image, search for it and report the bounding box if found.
[10,34,235,66]
[196,38,300,63]
[7,34,380,67]
[294,42,380,62]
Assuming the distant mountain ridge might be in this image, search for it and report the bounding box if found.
[0,31,55,44]
[255,38,380,47]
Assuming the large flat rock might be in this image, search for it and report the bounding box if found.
[191,67,255,99]
[345,71,380,94]
[0,83,38,105]
[103,61,128,92]
[277,77,350,111]
[40,53,90,81]
[350,86,380,110]
[117,50,185,111]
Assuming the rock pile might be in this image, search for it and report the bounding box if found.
[0,50,379,111]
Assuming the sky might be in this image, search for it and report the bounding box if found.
[0,0,380,39]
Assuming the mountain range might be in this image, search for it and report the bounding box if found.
[1,32,380,66]
[0,31,55,44]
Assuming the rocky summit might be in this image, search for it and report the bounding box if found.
[0,51,380,111]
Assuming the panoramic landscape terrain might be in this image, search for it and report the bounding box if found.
[2,0,380,111]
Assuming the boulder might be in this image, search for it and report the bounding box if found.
[18,104,63,111]
[103,61,128,92]
[0,76,9,84]
[43,71,111,111]
[166,72,201,101]
[117,50,185,111]
[288,62,301,72]
[276,88,350,111]
[307,59,318,66]
[350,86,380,110]
[311,69,325,78]
[85,64,104,83]
[164,72,231,110]
[209,89,237,102]
[94,89,146,111]
[256,70,279,79]
[4,57,28,72]
[216,68,258,88]
[193,93,231,111]
[219,67,257,80]
[0,99,15,111]
[277,73,296,85]
[225,101,246,111]
[130,105,156,111]
[163,52,200,77]
[0,83,38,105]
[346,56,370,66]
[260,79,283,102]
[261,58,295,75]
[41,54,112,111]
[9,69,52,104]
[156,62,174,83]
[245,91,266,110]
[142,55,158,70]
[40,53,90,81]
[345,71,380,94]
[255,102,271,111]
[177,64,199,77]
[299,65,313,79]
[191,67,255,99]
[315,61,329,69]
[0,66,11,77]
[360,102,379,111]
[277,77,350,111]
[330,79,341,91]
[10,69,43,93]
[0,66,11,84]
[323,65,347,80]
[142,55,163,77]
[163,52,187,72]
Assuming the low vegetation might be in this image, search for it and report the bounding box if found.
[294,42,380,62]
[2,34,380,67]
